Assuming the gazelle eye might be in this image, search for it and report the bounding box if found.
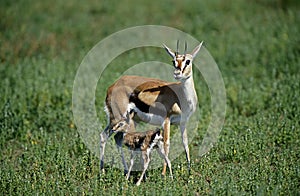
[185,60,190,65]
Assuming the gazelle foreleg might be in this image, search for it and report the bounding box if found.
[180,124,190,174]
[117,145,129,175]
[114,131,129,175]
[162,117,171,176]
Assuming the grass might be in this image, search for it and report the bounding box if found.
[1,0,299,195]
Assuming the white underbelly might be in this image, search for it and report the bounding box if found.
[134,110,164,125]
[128,103,183,126]
[134,110,181,126]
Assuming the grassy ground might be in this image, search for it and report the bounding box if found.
[1,0,299,195]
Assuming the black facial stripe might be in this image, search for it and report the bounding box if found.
[182,59,191,72]
[172,60,176,67]
[182,62,188,72]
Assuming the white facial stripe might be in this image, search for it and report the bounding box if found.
[174,55,184,69]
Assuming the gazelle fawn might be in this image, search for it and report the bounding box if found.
[100,41,203,175]
[113,121,173,186]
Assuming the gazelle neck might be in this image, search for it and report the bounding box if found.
[180,75,198,112]
[181,75,196,97]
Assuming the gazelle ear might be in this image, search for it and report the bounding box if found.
[191,41,203,58]
[163,44,176,58]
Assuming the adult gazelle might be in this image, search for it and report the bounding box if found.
[100,41,203,176]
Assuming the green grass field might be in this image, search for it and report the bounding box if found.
[1,0,299,195]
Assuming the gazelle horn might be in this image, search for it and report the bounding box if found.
[176,40,179,55]
[184,41,187,55]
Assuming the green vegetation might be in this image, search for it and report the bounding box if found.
[1,0,299,195]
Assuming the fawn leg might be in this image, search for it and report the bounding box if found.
[157,142,173,179]
[136,150,150,186]
[126,151,134,180]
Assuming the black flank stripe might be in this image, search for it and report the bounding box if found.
[129,92,150,113]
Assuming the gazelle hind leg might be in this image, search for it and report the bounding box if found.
[136,151,150,186]
[100,126,111,173]
[165,157,173,179]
